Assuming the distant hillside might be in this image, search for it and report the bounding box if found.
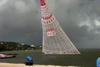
[0,41,42,51]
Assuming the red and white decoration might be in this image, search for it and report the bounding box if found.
[41,14,55,25]
[46,28,56,36]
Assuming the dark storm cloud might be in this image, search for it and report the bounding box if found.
[0,0,42,45]
[53,0,100,48]
[0,0,100,48]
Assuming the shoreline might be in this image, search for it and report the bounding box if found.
[0,63,80,67]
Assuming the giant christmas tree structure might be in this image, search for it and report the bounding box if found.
[40,0,80,54]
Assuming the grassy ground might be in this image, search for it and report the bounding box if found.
[0,49,100,67]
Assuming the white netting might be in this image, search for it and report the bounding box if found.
[40,0,80,54]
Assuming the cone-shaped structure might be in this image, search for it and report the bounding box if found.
[40,0,80,54]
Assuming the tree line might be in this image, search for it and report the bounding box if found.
[0,41,42,51]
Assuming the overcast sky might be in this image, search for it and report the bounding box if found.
[0,0,100,48]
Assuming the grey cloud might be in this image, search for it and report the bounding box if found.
[0,0,42,45]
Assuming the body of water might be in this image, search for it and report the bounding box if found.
[0,49,100,67]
